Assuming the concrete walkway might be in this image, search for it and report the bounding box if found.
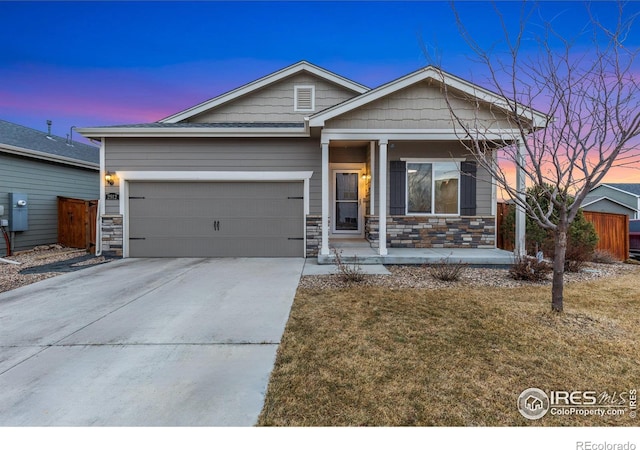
[302,259,391,275]
[0,258,303,426]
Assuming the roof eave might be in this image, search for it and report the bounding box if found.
[0,143,99,170]
[582,196,638,211]
[76,126,310,139]
[309,66,550,129]
[599,183,640,198]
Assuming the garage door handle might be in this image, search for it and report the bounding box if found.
[213,220,220,231]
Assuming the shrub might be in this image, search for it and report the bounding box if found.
[332,247,365,283]
[564,245,591,272]
[427,257,467,282]
[509,256,552,282]
[591,249,617,264]
[501,185,599,265]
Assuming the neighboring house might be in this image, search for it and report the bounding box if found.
[78,61,546,259]
[0,119,99,254]
[582,184,640,219]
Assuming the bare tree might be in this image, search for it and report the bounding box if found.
[436,2,640,312]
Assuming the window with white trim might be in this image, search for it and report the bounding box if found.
[294,85,315,112]
[407,161,460,214]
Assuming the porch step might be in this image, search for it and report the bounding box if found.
[318,248,516,266]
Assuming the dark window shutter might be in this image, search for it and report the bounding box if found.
[460,161,477,216]
[389,161,406,215]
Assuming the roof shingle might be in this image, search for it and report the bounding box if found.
[603,183,640,196]
[0,119,99,165]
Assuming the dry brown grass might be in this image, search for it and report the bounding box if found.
[258,268,640,426]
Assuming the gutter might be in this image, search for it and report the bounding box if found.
[76,127,310,139]
[0,143,99,170]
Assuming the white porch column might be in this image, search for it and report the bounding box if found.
[378,139,388,256]
[320,140,330,256]
[369,141,375,215]
[515,139,527,257]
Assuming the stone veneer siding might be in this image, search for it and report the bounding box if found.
[306,215,321,257]
[366,215,496,249]
[101,214,123,257]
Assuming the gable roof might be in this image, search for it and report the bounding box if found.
[308,65,549,129]
[598,183,640,197]
[0,119,99,169]
[160,61,370,124]
[582,196,638,212]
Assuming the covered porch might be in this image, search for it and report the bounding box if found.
[306,131,518,265]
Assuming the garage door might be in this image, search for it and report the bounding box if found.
[127,181,304,257]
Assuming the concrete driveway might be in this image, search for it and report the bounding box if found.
[0,257,303,426]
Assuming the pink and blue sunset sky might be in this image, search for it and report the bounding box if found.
[1,0,639,183]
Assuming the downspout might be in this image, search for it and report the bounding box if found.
[303,116,310,137]
[95,199,102,256]
[1,227,10,257]
[95,138,106,256]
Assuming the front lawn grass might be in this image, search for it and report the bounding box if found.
[258,270,640,426]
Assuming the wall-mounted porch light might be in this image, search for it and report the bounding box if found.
[105,171,115,186]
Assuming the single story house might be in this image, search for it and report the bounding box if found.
[78,61,545,260]
[582,183,640,219]
[0,119,99,254]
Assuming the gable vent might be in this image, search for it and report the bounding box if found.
[295,85,315,112]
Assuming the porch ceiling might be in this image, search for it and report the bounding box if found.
[329,140,370,148]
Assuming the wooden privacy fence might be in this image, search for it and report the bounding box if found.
[496,202,629,260]
[58,196,98,253]
[496,202,514,251]
[583,211,629,261]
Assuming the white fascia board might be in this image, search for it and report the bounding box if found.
[309,66,549,129]
[116,170,313,182]
[76,127,310,139]
[583,196,638,212]
[599,183,640,198]
[160,61,369,124]
[321,128,522,141]
[0,143,99,170]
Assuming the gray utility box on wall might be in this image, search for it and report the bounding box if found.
[8,193,28,231]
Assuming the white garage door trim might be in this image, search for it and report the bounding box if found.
[117,171,313,258]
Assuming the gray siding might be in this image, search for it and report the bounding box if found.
[586,185,637,211]
[0,153,99,253]
[189,73,358,123]
[582,198,636,218]
[384,141,492,215]
[475,162,493,216]
[326,80,514,130]
[104,137,322,215]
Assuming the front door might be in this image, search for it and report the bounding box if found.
[332,170,362,235]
